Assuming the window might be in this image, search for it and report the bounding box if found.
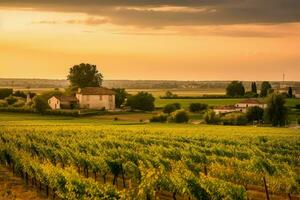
[99,95,102,100]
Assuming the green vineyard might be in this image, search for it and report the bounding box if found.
[0,124,300,200]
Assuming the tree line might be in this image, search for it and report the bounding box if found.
[226,81,295,98]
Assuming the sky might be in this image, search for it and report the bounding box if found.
[0,0,300,81]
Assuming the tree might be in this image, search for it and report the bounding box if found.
[13,91,27,98]
[126,92,155,111]
[246,106,264,122]
[5,96,18,105]
[171,110,189,123]
[163,103,181,114]
[189,103,208,113]
[113,88,128,108]
[67,63,103,89]
[288,87,293,98]
[0,88,13,99]
[264,93,288,127]
[33,96,49,113]
[163,91,178,98]
[40,90,64,101]
[260,81,272,97]
[226,81,245,97]
[251,82,257,94]
[204,110,220,124]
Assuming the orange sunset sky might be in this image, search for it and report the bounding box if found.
[0,0,300,81]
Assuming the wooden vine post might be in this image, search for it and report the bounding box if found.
[263,176,270,200]
[204,165,208,176]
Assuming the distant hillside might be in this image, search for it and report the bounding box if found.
[0,78,299,90]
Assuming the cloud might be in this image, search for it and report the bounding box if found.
[1,0,300,27]
[66,17,109,25]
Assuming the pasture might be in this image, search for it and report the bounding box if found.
[155,97,300,109]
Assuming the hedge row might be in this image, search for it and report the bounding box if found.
[160,95,241,99]
[0,107,111,117]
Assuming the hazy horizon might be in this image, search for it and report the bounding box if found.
[1,1,300,81]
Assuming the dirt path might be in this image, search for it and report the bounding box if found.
[0,165,46,200]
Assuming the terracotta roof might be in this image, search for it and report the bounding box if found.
[214,105,236,110]
[54,96,78,102]
[77,87,115,95]
[238,99,265,104]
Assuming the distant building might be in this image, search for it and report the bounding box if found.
[48,96,78,110]
[76,87,115,110]
[278,87,300,98]
[48,87,116,110]
[213,105,236,114]
[235,99,266,113]
[213,99,267,114]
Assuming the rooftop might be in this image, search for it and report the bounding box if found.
[77,87,115,95]
[214,105,236,110]
[238,99,265,104]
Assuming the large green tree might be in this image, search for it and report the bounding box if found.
[264,93,288,126]
[67,63,103,89]
[126,92,155,111]
[246,106,264,122]
[113,88,128,108]
[260,81,272,97]
[226,81,245,97]
[32,95,49,113]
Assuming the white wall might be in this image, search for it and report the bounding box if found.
[76,94,115,110]
[235,103,266,109]
[48,97,60,110]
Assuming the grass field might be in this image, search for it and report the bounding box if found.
[155,97,300,109]
[126,88,225,97]
[0,112,300,199]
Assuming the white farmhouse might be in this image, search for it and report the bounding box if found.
[76,87,115,110]
[48,96,78,110]
[213,105,236,114]
[235,99,266,113]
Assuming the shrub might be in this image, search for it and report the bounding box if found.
[295,104,300,109]
[204,110,220,124]
[298,118,300,125]
[244,91,258,98]
[5,96,18,105]
[0,107,35,113]
[0,100,8,107]
[163,103,181,114]
[0,88,13,99]
[12,100,25,108]
[13,91,27,98]
[246,106,264,122]
[32,95,49,113]
[189,103,208,113]
[222,112,248,125]
[43,109,79,117]
[126,92,155,111]
[150,114,168,123]
[171,110,189,123]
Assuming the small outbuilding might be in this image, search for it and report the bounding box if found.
[48,96,78,110]
[235,99,266,112]
[213,105,236,114]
